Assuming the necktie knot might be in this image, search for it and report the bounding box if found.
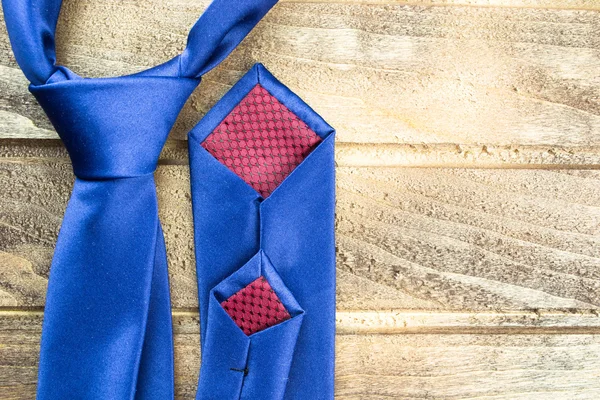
[31,76,199,179]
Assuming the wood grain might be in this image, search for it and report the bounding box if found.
[335,309,600,334]
[3,138,600,168]
[283,0,600,8]
[1,154,599,312]
[1,0,599,397]
[1,1,599,146]
[1,313,600,399]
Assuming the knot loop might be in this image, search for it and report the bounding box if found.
[31,76,199,179]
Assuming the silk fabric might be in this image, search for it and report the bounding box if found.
[189,64,336,399]
[1,0,278,398]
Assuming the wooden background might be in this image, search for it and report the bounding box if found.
[1,0,600,398]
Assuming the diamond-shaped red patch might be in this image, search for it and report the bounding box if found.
[221,276,291,336]
[202,84,322,198]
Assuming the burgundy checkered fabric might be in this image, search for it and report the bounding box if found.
[202,84,322,198]
[221,276,291,336]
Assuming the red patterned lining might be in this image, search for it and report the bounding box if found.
[221,276,291,336]
[202,84,322,198]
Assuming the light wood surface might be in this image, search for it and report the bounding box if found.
[0,0,599,398]
[1,1,600,147]
[1,313,600,399]
[2,151,599,312]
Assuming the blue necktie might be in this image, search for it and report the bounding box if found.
[1,0,277,398]
[189,64,336,399]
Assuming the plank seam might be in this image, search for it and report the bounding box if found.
[3,309,600,335]
[3,140,600,169]
[280,0,600,11]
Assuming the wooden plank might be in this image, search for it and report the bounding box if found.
[3,138,600,168]
[335,310,600,334]
[1,2,599,146]
[335,333,600,400]
[1,156,599,311]
[1,313,600,399]
[284,0,600,9]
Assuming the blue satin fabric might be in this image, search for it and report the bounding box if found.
[189,64,336,399]
[2,0,278,398]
